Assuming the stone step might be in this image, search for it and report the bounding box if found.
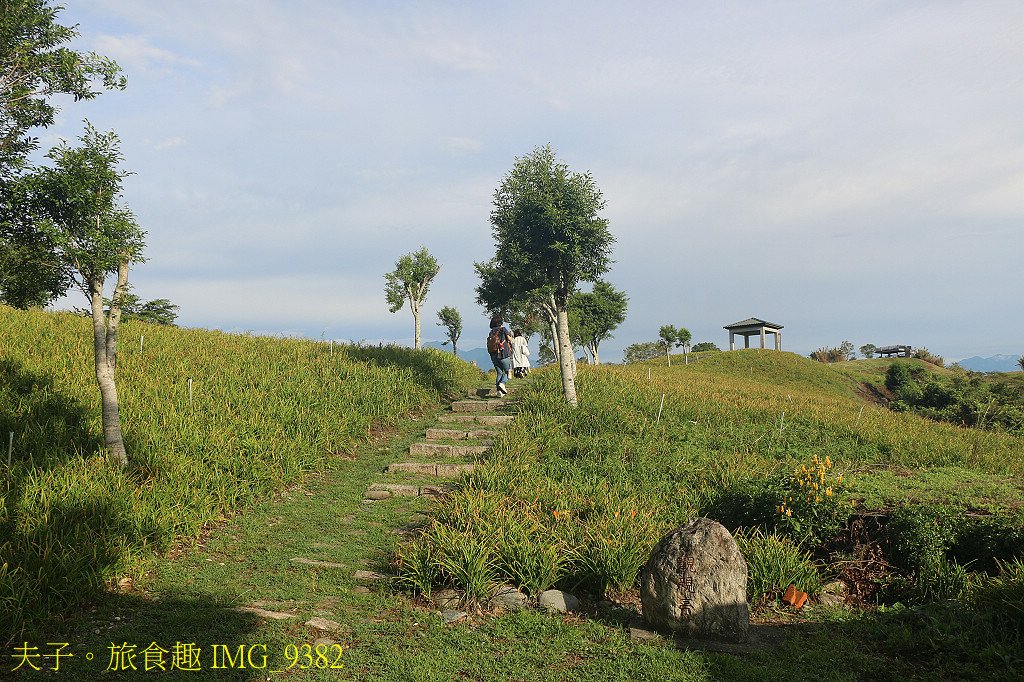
[386,462,477,477]
[468,387,517,398]
[438,414,515,426]
[426,427,495,441]
[451,399,506,413]
[409,443,489,458]
[363,483,453,500]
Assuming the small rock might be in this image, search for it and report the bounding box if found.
[353,570,389,581]
[431,589,462,609]
[629,626,661,641]
[305,617,343,633]
[313,637,336,646]
[818,591,846,607]
[352,586,371,595]
[538,589,581,613]
[490,585,529,611]
[441,610,467,624]
[291,557,347,569]
[233,606,295,620]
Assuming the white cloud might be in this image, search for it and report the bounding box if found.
[92,34,200,72]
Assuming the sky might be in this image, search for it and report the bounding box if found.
[42,1,1024,362]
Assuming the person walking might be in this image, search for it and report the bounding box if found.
[486,315,513,396]
[511,329,531,378]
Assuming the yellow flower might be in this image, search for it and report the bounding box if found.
[826,487,833,497]
[825,456,831,467]
[786,509,792,517]
[813,455,819,465]
[837,474,843,484]
[815,496,821,503]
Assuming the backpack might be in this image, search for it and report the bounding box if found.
[487,327,512,359]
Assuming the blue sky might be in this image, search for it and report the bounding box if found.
[45,1,1024,361]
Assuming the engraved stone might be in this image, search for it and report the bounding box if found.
[640,517,749,641]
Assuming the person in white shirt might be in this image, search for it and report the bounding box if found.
[511,329,531,378]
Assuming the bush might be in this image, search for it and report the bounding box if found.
[691,342,720,353]
[913,347,945,367]
[885,504,960,572]
[623,341,662,364]
[810,341,854,363]
[736,529,823,603]
[776,454,851,548]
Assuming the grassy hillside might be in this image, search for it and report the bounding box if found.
[401,350,1024,677]
[0,305,481,639]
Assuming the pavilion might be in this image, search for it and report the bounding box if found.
[724,318,783,351]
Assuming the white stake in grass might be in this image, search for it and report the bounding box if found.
[188,378,193,408]
[656,393,666,424]
[140,334,144,352]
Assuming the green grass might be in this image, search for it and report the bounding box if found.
[0,305,482,639]
[400,352,1024,678]
[7,309,1024,680]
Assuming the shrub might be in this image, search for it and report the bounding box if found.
[776,454,851,548]
[623,341,662,364]
[913,347,945,367]
[736,528,823,603]
[810,341,854,363]
[885,504,960,572]
[691,342,720,353]
[565,504,660,597]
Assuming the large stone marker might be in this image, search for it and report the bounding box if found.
[640,517,749,641]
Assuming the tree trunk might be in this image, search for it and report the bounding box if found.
[411,299,421,349]
[90,274,127,466]
[588,341,600,365]
[555,306,578,407]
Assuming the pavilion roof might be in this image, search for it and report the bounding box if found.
[723,317,784,330]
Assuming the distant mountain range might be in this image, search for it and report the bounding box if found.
[422,341,493,368]
[953,354,1022,373]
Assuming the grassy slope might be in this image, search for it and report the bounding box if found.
[0,305,481,639]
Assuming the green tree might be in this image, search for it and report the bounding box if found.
[1018,356,1024,372]
[31,122,145,466]
[659,325,691,366]
[436,306,462,356]
[623,341,661,364]
[476,145,614,406]
[384,246,439,350]
[691,341,720,353]
[0,0,125,306]
[860,343,878,359]
[568,280,627,365]
[74,285,179,326]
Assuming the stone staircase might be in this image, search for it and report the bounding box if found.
[363,386,516,501]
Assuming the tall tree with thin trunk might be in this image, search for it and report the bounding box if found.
[31,122,145,466]
[476,145,614,406]
[1,0,125,307]
[436,306,462,356]
[384,246,439,350]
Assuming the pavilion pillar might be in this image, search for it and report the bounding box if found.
[775,331,781,351]
[744,335,750,349]
[729,331,735,351]
[760,328,766,349]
